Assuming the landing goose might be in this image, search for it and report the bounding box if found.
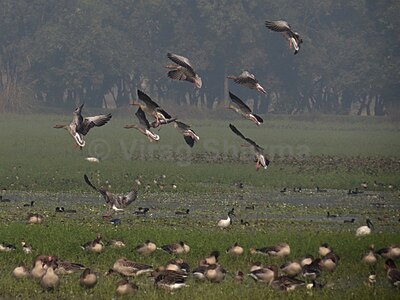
[84,174,137,213]
[265,20,303,55]
[54,104,111,148]
[229,124,270,170]
[124,107,160,142]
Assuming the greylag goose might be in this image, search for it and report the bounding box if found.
[80,268,97,289]
[165,52,202,88]
[154,270,188,290]
[280,261,302,277]
[40,257,60,291]
[110,257,153,277]
[54,258,85,275]
[227,71,266,94]
[265,20,303,55]
[205,264,226,283]
[124,107,160,142]
[229,124,270,170]
[249,243,290,258]
[385,259,400,287]
[159,241,190,255]
[26,213,43,224]
[116,278,138,295]
[362,244,377,266]
[84,174,137,213]
[226,242,244,255]
[249,264,277,284]
[54,104,111,148]
[81,233,104,253]
[271,276,305,291]
[173,121,200,148]
[135,240,157,255]
[31,255,50,280]
[12,264,30,279]
[377,245,400,259]
[226,92,263,125]
[131,90,173,128]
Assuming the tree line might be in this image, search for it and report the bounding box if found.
[0,0,399,116]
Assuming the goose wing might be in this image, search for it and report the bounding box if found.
[167,53,196,76]
[122,189,138,206]
[229,92,252,113]
[135,107,151,129]
[175,120,191,131]
[265,20,298,38]
[184,135,195,148]
[265,20,292,32]
[229,124,263,151]
[84,175,108,198]
[79,114,112,135]
[156,108,172,119]
[137,90,160,111]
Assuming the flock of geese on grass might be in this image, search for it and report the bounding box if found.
[3,236,400,294]
[3,19,399,295]
[53,19,304,169]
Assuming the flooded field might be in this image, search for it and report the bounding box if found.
[2,187,399,233]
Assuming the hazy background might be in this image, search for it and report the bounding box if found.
[0,0,399,117]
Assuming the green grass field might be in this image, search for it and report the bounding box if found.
[0,112,399,299]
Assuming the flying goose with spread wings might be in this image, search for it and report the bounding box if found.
[226,92,263,125]
[165,52,202,88]
[229,124,270,170]
[227,71,266,94]
[265,20,303,55]
[54,104,111,148]
[124,107,160,142]
[84,175,137,213]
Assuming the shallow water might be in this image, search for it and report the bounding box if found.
[1,188,399,232]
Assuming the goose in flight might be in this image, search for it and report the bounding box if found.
[165,52,202,88]
[265,20,303,55]
[226,92,263,125]
[229,124,270,170]
[173,121,200,148]
[84,174,137,213]
[131,90,174,128]
[124,107,160,142]
[54,104,111,148]
[227,71,266,94]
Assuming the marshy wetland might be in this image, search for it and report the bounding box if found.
[0,113,399,299]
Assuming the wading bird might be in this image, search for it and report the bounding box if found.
[173,121,200,148]
[165,52,202,88]
[229,124,270,170]
[218,209,235,229]
[225,92,263,125]
[227,71,266,94]
[124,107,160,142]
[53,104,111,148]
[84,174,137,213]
[265,20,303,54]
[356,218,374,237]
